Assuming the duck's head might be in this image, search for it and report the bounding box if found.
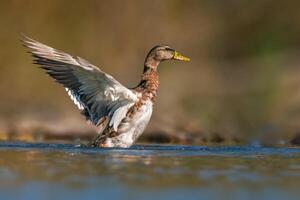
[144,45,190,71]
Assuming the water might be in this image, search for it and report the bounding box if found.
[1,142,300,200]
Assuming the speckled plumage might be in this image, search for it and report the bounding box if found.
[22,36,189,148]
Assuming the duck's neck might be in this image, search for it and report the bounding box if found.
[136,58,160,102]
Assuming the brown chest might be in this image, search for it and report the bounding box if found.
[127,70,159,118]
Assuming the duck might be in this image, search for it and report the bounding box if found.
[22,36,190,148]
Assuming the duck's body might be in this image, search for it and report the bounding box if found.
[22,36,189,148]
[90,70,158,148]
[100,99,153,147]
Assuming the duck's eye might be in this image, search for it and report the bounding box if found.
[165,47,174,51]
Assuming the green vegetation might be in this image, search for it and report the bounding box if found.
[1,0,300,144]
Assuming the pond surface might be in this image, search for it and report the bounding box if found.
[0,142,300,200]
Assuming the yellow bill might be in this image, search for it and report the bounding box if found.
[173,51,190,61]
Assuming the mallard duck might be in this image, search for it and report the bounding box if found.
[22,36,190,148]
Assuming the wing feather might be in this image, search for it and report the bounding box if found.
[22,36,138,131]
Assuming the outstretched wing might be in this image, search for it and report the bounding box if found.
[22,36,138,131]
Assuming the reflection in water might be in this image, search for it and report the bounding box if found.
[0,143,300,200]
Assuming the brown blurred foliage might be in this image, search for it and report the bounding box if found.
[1,0,300,144]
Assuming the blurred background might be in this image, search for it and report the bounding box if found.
[1,0,300,145]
